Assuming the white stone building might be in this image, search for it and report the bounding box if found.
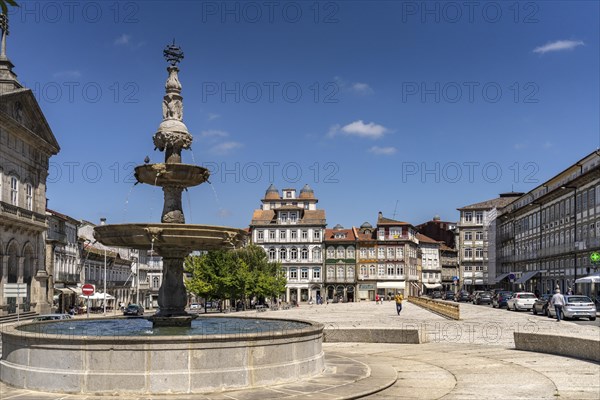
[417,233,442,294]
[249,184,326,303]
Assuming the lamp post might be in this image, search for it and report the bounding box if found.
[100,217,107,315]
[561,186,578,291]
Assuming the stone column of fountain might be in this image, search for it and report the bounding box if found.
[93,43,247,327]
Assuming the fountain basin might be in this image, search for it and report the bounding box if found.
[94,223,248,251]
[0,316,324,394]
[135,163,209,187]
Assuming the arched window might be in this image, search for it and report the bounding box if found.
[312,247,321,261]
[326,246,335,258]
[268,248,276,260]
[10,176,18,206]
[301,248,308,260]
[25,183,33,211]
[347,246,355,259]
[279,248,287,260]
[290,248,298,259]
[336,246,345,259]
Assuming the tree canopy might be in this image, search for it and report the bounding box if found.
[1,1,19,15]
[184,245,286,310]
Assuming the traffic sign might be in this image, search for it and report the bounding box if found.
[590,252,600,264]
[508,273,515,282]
[3,283,27,298]
[82,284,95,296]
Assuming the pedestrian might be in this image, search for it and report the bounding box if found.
[394,292,404,315]
[566,287,573,295]
[375,294,380,304]
[550,288,566,322]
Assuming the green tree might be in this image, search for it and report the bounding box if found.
[184,245,286,312]
[1,0,19,15]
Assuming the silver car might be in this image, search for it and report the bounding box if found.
[33,313,72,321]
[548,295,596,321]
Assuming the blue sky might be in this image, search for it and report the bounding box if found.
[6,0,599,228]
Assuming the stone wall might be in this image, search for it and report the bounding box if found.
[408,296,460,320]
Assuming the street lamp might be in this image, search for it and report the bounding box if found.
[561,186,578,290]
[100,217,107,315]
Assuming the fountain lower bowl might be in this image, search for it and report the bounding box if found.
[94,223,248,251]
[0,316,324,394]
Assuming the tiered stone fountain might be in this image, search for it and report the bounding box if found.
[0,44,324,394]
[94,43,246,327]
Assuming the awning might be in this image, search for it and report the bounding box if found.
[575,272,600,284]
[377,281,405,289]
[423,283,442,289]
[495,273,511,283]
[68,286,83,295]
[515,271,540,284]
[463,279,473,284]
[54,288,72,295]
[474,279,484,285]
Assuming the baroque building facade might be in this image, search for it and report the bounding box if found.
[249,184,326,303]
[324,224,356,302]
[0,18,60,316]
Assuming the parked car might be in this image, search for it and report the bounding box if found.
[506,292,537,311]
[454,291,470,302]
[469,291,484,303]
[33,313,72,321]
[431,291,442,299]
[474,291,493,305]
[547,295,596,321]
[492,291,513,308]
[189,303,200,309]
[123,304,144,316]
[443,291,455,300]
[532,294,552,316]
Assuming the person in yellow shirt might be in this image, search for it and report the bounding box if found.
[394,293,404,315]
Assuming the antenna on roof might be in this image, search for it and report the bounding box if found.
[392,200,399,219]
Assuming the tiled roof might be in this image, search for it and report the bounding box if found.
[277,205,303,211]
[324,228,356,241]
[377,215,411,226]
[250,210,276,224]
[416,233,441,244]
[440,243,457,252]
[353,226,375,241]
[457,196,516,211]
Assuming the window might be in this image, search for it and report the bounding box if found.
[0,169,2,202]
[269,230,276,239]
[312,247,321,261]
[396,265,403,275]
[327,266,335,279]
[369,265,376,276]
[464,231,472,241]
[327,246,335,258]
[378,247,385,259]
[337,266,345,279]
[475,248,483,259]
[387,247,395,259]
[290,248,298,259]
[313,267,321,279]
[289,268,298,279]
[475,231,483,240]
[464,248,473,258]
[301,248,308,260]
[268,248,276,260]
[152,276,160,289]
[314,230,321,240]
[286,191,292,198]
[280,230,286,239]
[378,264,385,276]
[301,230,308,239]
[290,213,297,223]
[387,264,394,275]
[300,268,308,279]
[396,247,403,259]
[390,228,401,238]
[347,266,355,278]
[368,248,376,258]
[290,230,297,239]
[25,183,33,211]
[280,212,288,222]
[475,212,483,224]
[359,248,367,258]
[360,265,368,276]
[347,246,355,259]
[464,212,473,222]
[304,202,309,209]
[10,176,18,205]
[257,230,264,240]
[279,248,287,260]
[337,246,345,258]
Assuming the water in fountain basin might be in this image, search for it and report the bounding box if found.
[18,318,310,337]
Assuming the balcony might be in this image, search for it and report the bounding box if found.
[48,230,68,243]
[55,272,80,283]
[1,201,47,230]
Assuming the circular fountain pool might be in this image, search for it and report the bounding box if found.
[0,316,324,394]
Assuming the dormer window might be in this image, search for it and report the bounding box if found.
[286,191,292,198]
[280,212,288,222]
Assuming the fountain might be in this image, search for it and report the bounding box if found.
[0,44,324,395]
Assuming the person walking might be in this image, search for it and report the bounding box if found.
[394,293,404,315]
[550,288,566,322]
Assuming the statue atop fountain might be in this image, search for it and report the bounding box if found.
[93,43,247,327]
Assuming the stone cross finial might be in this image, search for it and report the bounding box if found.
[0,13,8,57]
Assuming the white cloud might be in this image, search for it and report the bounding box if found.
[200,129,229,138]
[533,40,584,54]
[207,113,221,121]
[543,142,553,149]
[52,70,82,79]
[351,82,374,94]
[114,34,132,46]
[514,143,526,150]
[210,141,243,155]
[368,146,397,155]
[328,120,389,139]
